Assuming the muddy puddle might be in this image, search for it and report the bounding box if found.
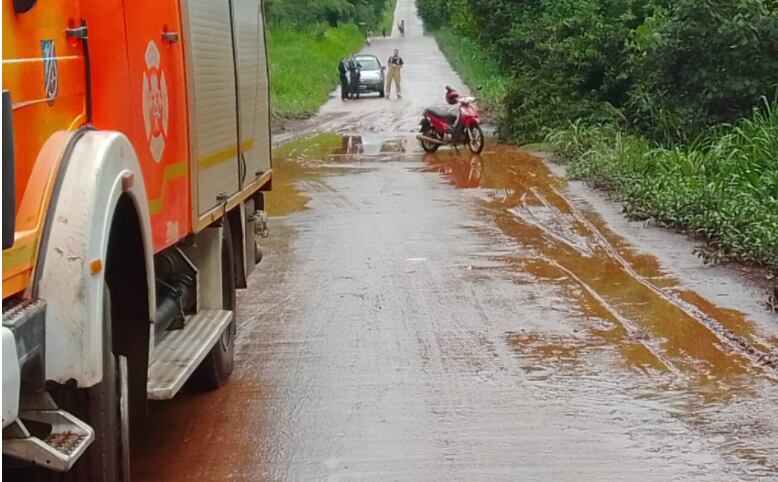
[267,133,778,477]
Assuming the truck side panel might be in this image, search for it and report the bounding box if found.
[232,0,272,184]
[181,0,241,220]
[86,0,191,252]
[123,0,191,250]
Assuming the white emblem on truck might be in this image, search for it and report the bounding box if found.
[41,40,58,106]
[142,40,169,162]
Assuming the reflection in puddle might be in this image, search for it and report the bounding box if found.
[422,153,483,188]
[422,146,778,474]
[267,133,342,215]
[265,132,778,475]
[422,147,775,385]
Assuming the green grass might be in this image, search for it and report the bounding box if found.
[431,27,511,107]
[379,0,398,37]
[268,24,364,119]
[547,101,778,270]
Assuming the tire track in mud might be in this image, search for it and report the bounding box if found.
[525,183,778,378]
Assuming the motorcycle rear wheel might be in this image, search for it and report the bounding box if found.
[420,126,442,153]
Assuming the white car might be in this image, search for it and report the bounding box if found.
[355,54,386,97]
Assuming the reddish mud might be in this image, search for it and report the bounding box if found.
[132,0,778,480]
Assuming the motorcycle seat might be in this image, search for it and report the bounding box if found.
[424,108,457,124]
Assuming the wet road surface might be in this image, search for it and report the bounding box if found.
[133,1,778,480]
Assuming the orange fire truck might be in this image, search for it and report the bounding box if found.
[2,0,271,479]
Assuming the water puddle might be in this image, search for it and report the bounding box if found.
[420,145,778,474]
[268,134,778,474]
[269,132,416,215]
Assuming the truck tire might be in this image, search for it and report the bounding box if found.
[49,284,130,482]
[191,220,237,389]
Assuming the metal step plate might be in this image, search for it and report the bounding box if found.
[3,410,94,471]
[147,310,233,400]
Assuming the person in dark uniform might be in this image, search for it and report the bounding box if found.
[347,54,362,99]
[338,56,349,100]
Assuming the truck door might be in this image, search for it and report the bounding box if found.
[232,0,272,186]
[123,0,190,249]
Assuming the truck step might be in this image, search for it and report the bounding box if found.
[147,309,233,400]
[3,410,94,471]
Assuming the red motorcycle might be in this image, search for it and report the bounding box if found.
[417,85,485,154]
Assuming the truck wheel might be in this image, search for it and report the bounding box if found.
[50,284,130,482]
[191,220,237,389]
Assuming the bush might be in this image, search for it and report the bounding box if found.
[626,0,778,141]
[266,0,392,30]
[418,0,778,143]
[548,101,778,269]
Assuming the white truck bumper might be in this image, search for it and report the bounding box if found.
[2,326,21,427]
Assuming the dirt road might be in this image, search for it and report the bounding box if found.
[133,1,778,480]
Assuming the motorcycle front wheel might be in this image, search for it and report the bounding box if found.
[467,123,485,154]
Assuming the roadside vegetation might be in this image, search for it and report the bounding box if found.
[266,0,393,119]
[419,0,778,272]
[432,27,508,107]
[379,0,398,37]
[548,104,778,269]
[268,25,363,119]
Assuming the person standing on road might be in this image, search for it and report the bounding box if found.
[347,54,362,99]
[385,49,404,99]
[398,19,405,37]
[338,56,349,100]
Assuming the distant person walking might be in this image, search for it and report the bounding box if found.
[338,56,349,100]
[347,54,362,99]
[385,49,404,99]
[398,19,405,37]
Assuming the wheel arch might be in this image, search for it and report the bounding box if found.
[36,130,155,388]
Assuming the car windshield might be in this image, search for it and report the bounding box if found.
[356,57,380,70]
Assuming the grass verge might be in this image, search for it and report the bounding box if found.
[547,102,778,271]
[268,24,364,120]
[379,0,398,37]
